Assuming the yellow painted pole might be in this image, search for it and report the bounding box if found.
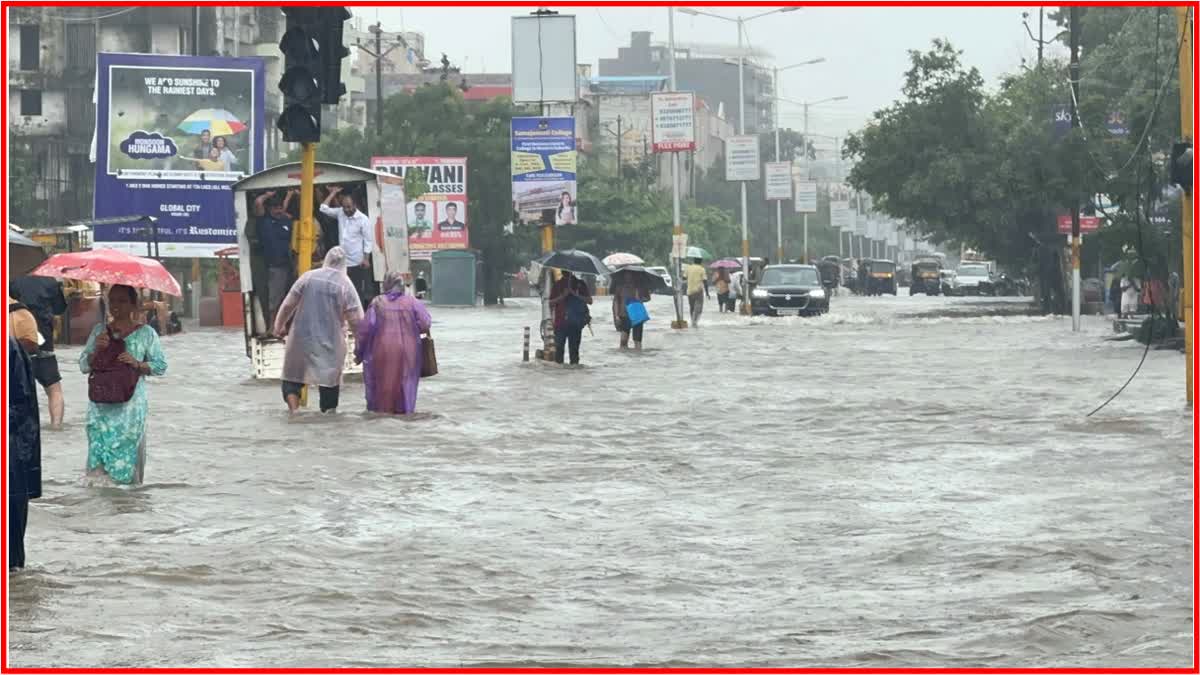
[1178,7,1193,406]
[540,221,556,361]
[295,142,317,407]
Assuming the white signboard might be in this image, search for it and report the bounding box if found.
[671,233,689,259]
[651,92,696,152]
[830,200,853,230]
[725,135,761,182]
[512,14,577,103]
[764,162,792,201]
[793,180,818,213]
[886,227,899,247]
[855,209,870,235]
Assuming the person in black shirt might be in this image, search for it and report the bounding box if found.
[9,276,67,429]
[252,189,298,330]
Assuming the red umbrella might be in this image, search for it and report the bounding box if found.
[30,248,182,297]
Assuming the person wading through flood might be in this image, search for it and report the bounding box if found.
[685,258,706,327]
[548,270,591,366]
[354,271,433,415]
[9,319,41,569]
[79,285,168,485]
[9,275,67,429]
[612,273,651,350]
[713,268,732,313]
[273,247,364,415]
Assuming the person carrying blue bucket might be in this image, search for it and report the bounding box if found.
[610,268,655,351]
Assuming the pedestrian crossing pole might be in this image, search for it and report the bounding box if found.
[295,141,317,407]
[1177,6,1194,405]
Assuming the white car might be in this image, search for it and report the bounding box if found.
[952,262,995,296]
[645,266,673,293]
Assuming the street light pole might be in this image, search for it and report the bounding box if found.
[737,16,751,314]
[669,7,686,330]
[771,57,825,264]
[803,101,809,262]
[774,64,783,264]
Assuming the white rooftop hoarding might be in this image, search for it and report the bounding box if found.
[650,92,696,152]
[764,162,792,201]
[724,135,761,182]
[511,14,577,103]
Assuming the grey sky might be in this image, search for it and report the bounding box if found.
[352,5,1066,147]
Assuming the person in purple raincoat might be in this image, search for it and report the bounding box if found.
[354,271,432,415]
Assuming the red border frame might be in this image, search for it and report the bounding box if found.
[2,1,1197,673]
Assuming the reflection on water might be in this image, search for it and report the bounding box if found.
[10,294,1192,668]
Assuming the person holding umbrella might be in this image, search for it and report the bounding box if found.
[611,270,652,351]
[30,247,180,485]
[548,270,592,366]
[79,284,168,485]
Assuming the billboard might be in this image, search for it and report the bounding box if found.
[512,14,577,103]
[794,180,818,213]
[93,53,265,257]
[371,157,469,260]
[725,135,760,182]
[1057,214,1102,234]
[598,95,653,166]
[830,201,853,230]
[512,117,577,225]
[764,162,792,201]
[651,92,696,152]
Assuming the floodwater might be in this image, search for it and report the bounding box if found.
[9,293,1193,668]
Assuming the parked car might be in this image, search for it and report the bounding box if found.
[750,264,830,317]
[645,266,673,294]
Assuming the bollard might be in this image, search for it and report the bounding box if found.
[522,326,530,362]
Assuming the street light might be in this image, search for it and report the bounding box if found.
[771,58,825,264]
[678,5,800,314]
[775,94,847,261]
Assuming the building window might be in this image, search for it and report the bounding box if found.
[19,25,39,70]
[21,90,42,117]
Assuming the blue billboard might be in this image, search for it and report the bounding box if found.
[93,53,266,257]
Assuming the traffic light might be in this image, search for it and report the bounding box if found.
[319,8,352,105]
[1170,139,1193,197]
[276,7,352,143]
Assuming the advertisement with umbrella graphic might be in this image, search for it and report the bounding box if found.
[93,53,265,257]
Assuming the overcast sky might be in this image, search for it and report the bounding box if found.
[350,5,1069,145]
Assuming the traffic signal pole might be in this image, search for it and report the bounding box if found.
[295,142,317,407]
[1177,6,1193,405]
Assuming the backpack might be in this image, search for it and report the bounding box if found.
[565,288,591,330]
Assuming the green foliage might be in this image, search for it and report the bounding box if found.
[844,20,1185,278]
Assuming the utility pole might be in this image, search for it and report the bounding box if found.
[668,7,686,329]
[774,65,784,264]
[1068,6,1082,332]
[1177,6,1194,405]
[356,23,404,138]
[616,115,623,181]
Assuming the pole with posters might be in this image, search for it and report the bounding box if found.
[764,162,791,261]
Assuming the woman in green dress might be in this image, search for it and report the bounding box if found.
[79,285,167,485]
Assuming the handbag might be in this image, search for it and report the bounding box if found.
[88,328,140,403]
[420,334,438,378]
[625,299,650,327]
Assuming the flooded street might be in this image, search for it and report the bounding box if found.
[10,293,1193,668]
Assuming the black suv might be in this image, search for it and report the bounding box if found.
[750,264,830,317]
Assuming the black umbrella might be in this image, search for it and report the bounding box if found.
[609,265,670,294]
[536,249,611,277]
[8,227,47,276]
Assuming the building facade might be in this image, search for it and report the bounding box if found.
[598,31,774,134]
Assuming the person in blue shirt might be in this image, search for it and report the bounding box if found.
[252,189,298,330]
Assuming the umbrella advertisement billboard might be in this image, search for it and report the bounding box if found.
[512,117,577,226]
[93,53,266,257]
[371,157,469,260]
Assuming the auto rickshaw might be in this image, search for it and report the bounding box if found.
[863,259,898,295]
[909,257,943,295]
